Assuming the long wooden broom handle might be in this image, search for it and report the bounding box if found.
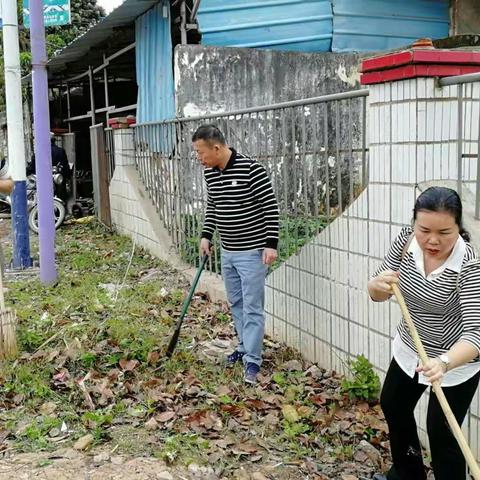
[391,284,480,479]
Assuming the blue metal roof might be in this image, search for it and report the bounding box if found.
[332,0,450,52]
[197,0,333,52]
[135,0,175,123]
[198,0,450,54]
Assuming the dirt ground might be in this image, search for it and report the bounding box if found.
[0,221,311,480]
[0,449,183,480]
[0,220,383,480]
[0,448,232,480]
[0,447,311,480]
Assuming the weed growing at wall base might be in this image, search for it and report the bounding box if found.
[341,354,381,402]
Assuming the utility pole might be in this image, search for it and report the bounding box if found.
[30,0,57,284]
[1,0,32,268]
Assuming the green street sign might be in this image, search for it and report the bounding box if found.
[23,0,71,28]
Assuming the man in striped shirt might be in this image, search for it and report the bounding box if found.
[193,124,279,385]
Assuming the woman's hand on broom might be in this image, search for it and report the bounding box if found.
[368,270,399,301]
[416,358,447,383]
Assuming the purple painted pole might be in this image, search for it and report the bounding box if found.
[30,0,57,283]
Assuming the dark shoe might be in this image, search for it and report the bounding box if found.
[225,350,245,366]
[244,362,260,384]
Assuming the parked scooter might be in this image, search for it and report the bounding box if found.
[27,165,67,234]
[0,164,94,231]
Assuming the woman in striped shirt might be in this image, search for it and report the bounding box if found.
[368,187,480,480]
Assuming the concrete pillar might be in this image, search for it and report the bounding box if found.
[113,127,135,167]
[361,42,480,259]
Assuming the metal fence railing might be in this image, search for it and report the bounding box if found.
[105,127,115,183]
[438,73,480,219]
[134,90,369,272]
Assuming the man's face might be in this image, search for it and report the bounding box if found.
[193,139,221,168]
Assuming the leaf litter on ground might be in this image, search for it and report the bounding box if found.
[0,221,394,479]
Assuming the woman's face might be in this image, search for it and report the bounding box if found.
[414,210,460,261]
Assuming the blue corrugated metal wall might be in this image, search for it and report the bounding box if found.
[136,1,175,123]
[197,0,333,52]
[332,0,450,52]
[197,0,450,53]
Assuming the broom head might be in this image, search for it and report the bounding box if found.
[0,308,17,359]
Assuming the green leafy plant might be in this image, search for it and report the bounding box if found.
[81,410,114,442]
[281,420,310,439]
[275,215,329,269]
[271,372,287,386]
[341,354,380,402]
[79,352,97,369]
[3,364,54,400]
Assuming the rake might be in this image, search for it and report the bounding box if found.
[166,254,209,358]
[392,284,480,480]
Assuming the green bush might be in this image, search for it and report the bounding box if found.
[341,354,380,402]
[275,215,328,269]
[179,213,329,273]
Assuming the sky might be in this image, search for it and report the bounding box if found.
[97,0,124,14]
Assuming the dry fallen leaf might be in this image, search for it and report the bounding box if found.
[231,442,259,455]
[145,418,159,431]
[216,385,231,396]
[281,405,300,423]
[74,434,94,450]
[119,359,139,371]
[147,351,160,365]
[40,402,57,415]
[156,411,176,423]
[252,471,269,480]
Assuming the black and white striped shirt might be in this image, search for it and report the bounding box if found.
[201,149,279,252]
[0,159,9,179]
[375,227,480,366]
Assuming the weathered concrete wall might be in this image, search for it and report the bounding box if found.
[451,0,480,36]
[174,45,363,117]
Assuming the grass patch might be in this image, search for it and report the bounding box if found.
[0,220,389,479]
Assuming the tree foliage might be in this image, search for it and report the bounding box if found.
[0,0,105,109]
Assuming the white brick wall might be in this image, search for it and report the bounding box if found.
[265,78,480,459]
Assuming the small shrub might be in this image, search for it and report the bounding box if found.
[17,417,62,451]
[3,364,54,401]
[341,354,380,402]
[281,419,310,439]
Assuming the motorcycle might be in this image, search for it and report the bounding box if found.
[26,165,67,234]
[0,164,95,232]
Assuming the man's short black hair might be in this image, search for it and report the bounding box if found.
[192,124,226,145]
